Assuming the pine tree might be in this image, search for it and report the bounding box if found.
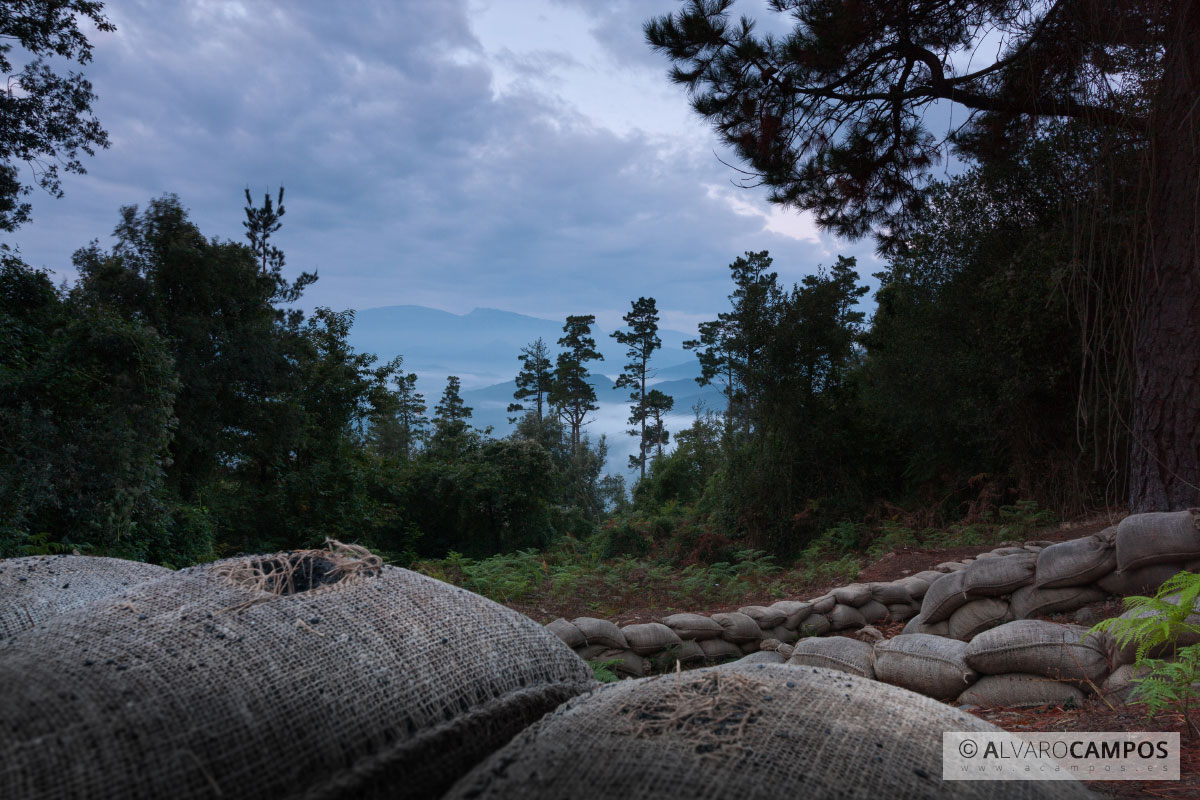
[509,337,553,424]
[612,297,662,481]
[550,315,603,452]
[643,389,674,462]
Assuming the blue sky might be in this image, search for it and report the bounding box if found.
[6,0,924,335]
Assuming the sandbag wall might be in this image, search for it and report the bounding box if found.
[548,510,1200,707]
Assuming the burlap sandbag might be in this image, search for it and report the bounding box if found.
[711,612,762,643]
[1034,536,1117,589]
[698,637,744,661]
[920,570,971,624]
[800,613,831,636]
[948,598,1013,642]
[896,575,931,600]
[0,545,595,800]
[738,605,786,629]
[547,618,585,649]
[1116,509,1200,571]
[858,599,889,624]
[903,613,950,637]
[734,650,788,665]
[621,623,682,656]
[672,640,706,666]
[869,581,912,605]
[660,612,722,641]
[592,649,649,678]
[960,553,1037,597]
[769,600,813,629]
[957,674,1087,709]
[787,636,875,679]
[828,603,867,631]
[964,620,1109,685]
[1009,585,1106,619]
[1097,562,1184,597]
[574,616,628,649]
[0,555,171,640]
[936,561,968,572]
[990,546,1028,556]
[874,634,978,700]
[832,583,872,606]
[887,603,918,622]
[444,664,1090,800]
[810,595,836,614]
[912,570,947,584]
[765,625,797,644]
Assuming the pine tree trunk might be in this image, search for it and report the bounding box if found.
[1129,0,1200,512]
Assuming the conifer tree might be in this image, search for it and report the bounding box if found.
[551,315,603,452]
[509,337,553,424]
[612,297,662,480]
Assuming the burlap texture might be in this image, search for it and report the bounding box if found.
[869,581,912,605]
[960,553,1036,597]
[1116,509,1200,571]
[622,623,683,656]
[963,620,1108,685]
[920,570,971,624]
[0,555,171,640]
[831,583,872,606]
[857,599,889,624]
[660,612,723,640]
[444,663,1091,800]
[737,605,786,629]
[896,575,932,600]
[0,548,594,800]
[711,612,763,643]
[828,603,867,631]
[547,617,585,648]
[957,674,1087,709]
[698,637,743,660]
[787,636,875,679]
[1097,562,1184,597]
[903,613,951,637]
[887,602,918,622]
[800,612,831,635]
[874,633,978,700]
[947,598,1013,642]
[574,616,629,649]
[810,595,836,614]
[767,600,812,629]
[1009,585,1106,619]
[1034,536,1117,589]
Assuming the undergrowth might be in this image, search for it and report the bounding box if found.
[412,500,1055,619]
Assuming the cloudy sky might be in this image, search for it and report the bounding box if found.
[9,0,906,335]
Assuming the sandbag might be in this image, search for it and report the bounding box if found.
[787,637,875,679]
[831,583,872,606]
[799,613,831,636]
[1009,585,1106,619]
[827,603,867,631]
[711,612,762,643]
[0,555,171,640]
[912,570,946,584]
[935,561,968,572]
[895,576,931,600]
[734,650,787,665]
[1034,536,1116,589]
[919,571,970,624]
[573,617,628,650]
[621,623,682,656]
[546,618,585,649]
[593,649,649,678]
[766,625,796,644]
[698,637,744,661]
[868,582,911,605]
[964,620,1109,685]
[738,605,786,629]
[810,595,836,614]
[903,613,950,637]
[660,613,722,641]
[445,664,1090,800]
[947,598,1012,642]
[857,600,889,624]
[957,674,1087,709]
[874,634,978,700]
[672,640,707,666]
[768,600,812,629]
[887,603,918,622]
[576,644,610,660]
[740,639,762,654]
[1103,664,1151,705]
[1097,562,1184,597]
[0,545,595,800]
[960,553,1036,597]
[1116,509,1200,571]
[990,546,1028,556]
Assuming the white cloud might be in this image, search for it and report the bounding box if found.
[704,183,823,243]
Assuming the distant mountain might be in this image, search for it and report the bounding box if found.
[346,305,721,475]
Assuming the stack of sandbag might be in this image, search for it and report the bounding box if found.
[0,555,171,640]
[0,543,595,800]
[1104,510,1200,596]
[955,620,1109,708]
[443,663,1091,800]
[874,633,977,701]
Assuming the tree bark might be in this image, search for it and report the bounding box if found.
[1129,0,1200,512]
